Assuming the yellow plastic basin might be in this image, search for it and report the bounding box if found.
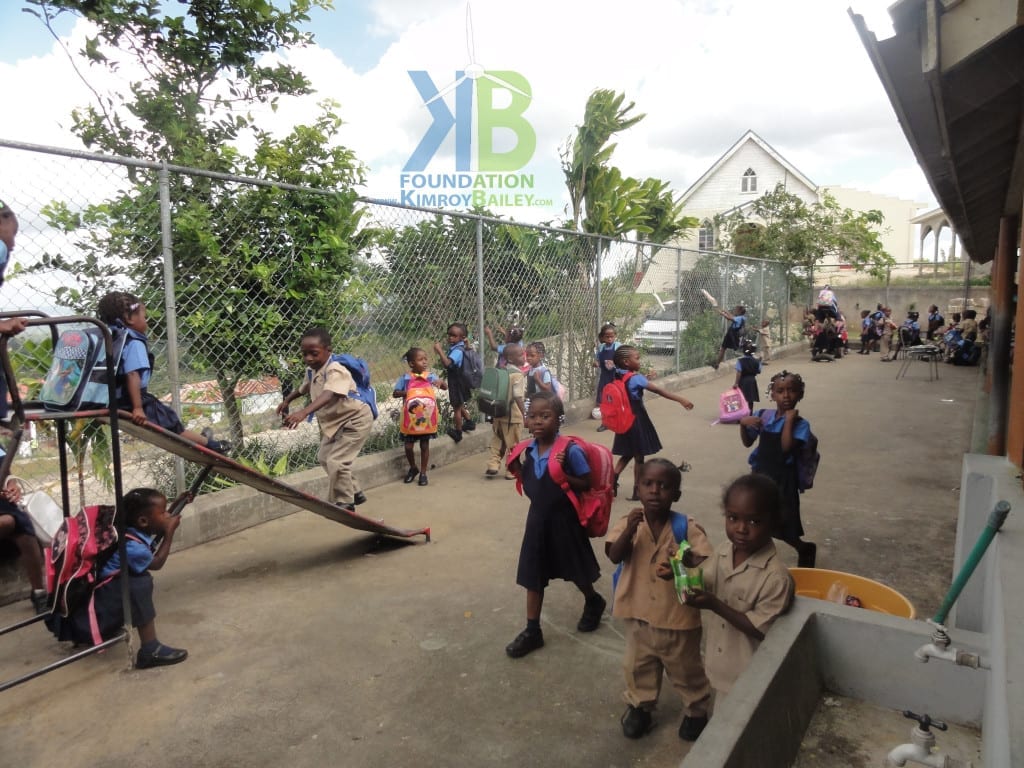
[789,567,916,619]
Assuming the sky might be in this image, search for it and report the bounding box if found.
[0,0,936,225]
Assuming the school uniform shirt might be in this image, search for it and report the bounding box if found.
[702,539,794,695]
[508,367,526,424]
[100,527,155,578]
[447,340,465,368]
[0,240,9,287]
[394,372,441,392]
[747,410,810,470]
[307,358,367,439]
[606,513,712,631]
[119,332,153,391]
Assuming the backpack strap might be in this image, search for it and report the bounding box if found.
[545,435,579,513]
[506,438,534,496]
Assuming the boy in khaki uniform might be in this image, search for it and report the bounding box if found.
[683,474,794,701]
[486,344,527,479]
[606,459,712,742]
[278,327,374,511]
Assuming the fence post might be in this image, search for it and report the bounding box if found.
[158,166,186,494]
[595,234,602,344]
[674,246,682,375]
[475,216,485,354]
[759,260,766,321]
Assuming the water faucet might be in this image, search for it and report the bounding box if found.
[885,711,972,768]
[913,620,983,668]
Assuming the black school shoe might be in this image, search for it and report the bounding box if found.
[679,715,708,741]
[206,439,232,455]
[462,418,476,432]
[404,468,419,483]
[353,491,367,505]
[577,594,606,632]
[446,427,463,443]
[505,628,544,658]
[136,643,188,670]
[621,705,652,739]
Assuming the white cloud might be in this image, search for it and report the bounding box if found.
[2,0,933,227]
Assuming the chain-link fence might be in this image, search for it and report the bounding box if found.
[0,139,799,502]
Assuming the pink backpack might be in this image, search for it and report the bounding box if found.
[599,372,636,434]
[45,504,118,619]
[717,386,750,423]
[400,373,438,436]
[507,435,614,537]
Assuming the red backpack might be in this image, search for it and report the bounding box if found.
[44,504,119,618]
[599,372,636,434]
[507,435,615,537]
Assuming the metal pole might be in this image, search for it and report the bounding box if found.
[475,217,485,353]
[595,234,602,342]
[674,247,681,375]
[159,167,186,494]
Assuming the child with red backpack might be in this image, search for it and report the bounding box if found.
[504,392,605,659]
[48,488,188,669]
[610,345,695,501]
[393,347,447,487]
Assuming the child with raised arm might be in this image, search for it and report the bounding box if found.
[485,343,526,479]
[593,322,621,432]
[713,305,747,370]
[433,322,476,443]
[484,324,524,369]
[50,488,189,669]
[611,345,694,501]
[676,474,794,702]
[97,292,231,453]
[278,327,374,511]
[505,392,604,659]
[393,347,446,487]
[737,370,817,567]
[606,459,712,742]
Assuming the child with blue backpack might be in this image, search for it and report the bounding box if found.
[606,459,712,741]
[737,370,817,567]
[278,327,374,512]
[97,292,231,453]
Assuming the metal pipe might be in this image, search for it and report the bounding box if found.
[933,500,1011,626]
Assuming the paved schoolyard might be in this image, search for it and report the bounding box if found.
[0,348,981,767]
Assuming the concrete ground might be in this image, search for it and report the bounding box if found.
[0,347,982,767]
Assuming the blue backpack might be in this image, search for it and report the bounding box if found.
[306,353,378,419]
[611,512,688,606]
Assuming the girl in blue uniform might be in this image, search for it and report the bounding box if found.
[737,370,817,567]
[593,322,621,432]
[611,345,694,501]
[505,391,604,658]
[713,305,747,369]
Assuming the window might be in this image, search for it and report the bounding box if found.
[699,220,715,251]
[741,168,757,193]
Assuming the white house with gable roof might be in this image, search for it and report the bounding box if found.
[637,130,926,295]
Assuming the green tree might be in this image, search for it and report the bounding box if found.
[23,2,374,445]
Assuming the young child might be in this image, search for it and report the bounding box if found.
[737,370,817,567]
[734,342,761,412]
[97,292,231,453]
[926,305,945,341]
[485,343,526,479]
[606,459,712,741]
[433,322,476,443]
[756,319,772,362]
[505,391,604,658]
[680,474,795,702]
[484,324,524,369]
[0,200,29,417]
[524,341,558,413]
[393,347,446,486]
[0,472,47,613]
[713,305,746,370]
[593,322,621,432]
[857,309,877,354]
[50,488,189,669]
[611,345,694,501]
[278,327,374,511]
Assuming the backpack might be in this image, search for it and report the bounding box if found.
[717,386,750,424]
[400,373,438,436]
[460,346,484,389]
[44,504,119,619]
[526,365,562,400]
[952,338,981,366]
[478,366,512,418]
[599,372,636,434]
[307,353,379,419]
[506,435,615,537]
[611,512,689,606]
[40,326,131,411]
[795,424,820,492]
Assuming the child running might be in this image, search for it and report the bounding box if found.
[97,292,231,453]
[49,488,189,669]
[485,343,526,479]
[433,322,476,443]
[713,305,747,370]
[393,347,446,486]
[505,391,604,658]
[278,327,374,511]
[611,345,694,501]
[733,341,761,412]
[737,370,817,567]
[679,474,794,702]
[593,322,621,433]
[606,459,712,741]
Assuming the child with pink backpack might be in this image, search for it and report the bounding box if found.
[393,347,447,486]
